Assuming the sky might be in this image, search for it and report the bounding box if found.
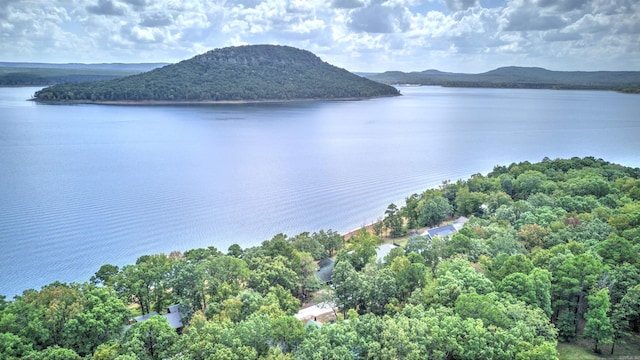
[1,0,639,73]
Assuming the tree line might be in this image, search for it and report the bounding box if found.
[1,156,640,359]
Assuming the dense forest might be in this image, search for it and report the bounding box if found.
[0,63,164,86]
[2,157,640,359]
[366,67,640,92]
[32,45,399,103]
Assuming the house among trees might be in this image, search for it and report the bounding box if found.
[127,304,184,333]
[420,216,468,240]
[376,243,399,262]
[316,257,335,284]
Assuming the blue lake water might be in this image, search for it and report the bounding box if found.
[1,86,639,297]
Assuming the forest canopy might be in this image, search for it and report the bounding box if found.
[2,156,640,359]
[33,45,400,103]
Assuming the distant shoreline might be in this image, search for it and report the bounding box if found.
[31,93,401,105]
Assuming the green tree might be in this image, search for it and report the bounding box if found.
[62,287,129,356]
[291,232,325,260]
[332,254,361,316]
[313,229,344,258]
[384,203,406,238]
[121,315,178,360]
[584,289,613,353]
[552,253,605,339]
[417,195,453,228]
[90,264,120,287]
[347,228,379,271]
[455,187,487,216]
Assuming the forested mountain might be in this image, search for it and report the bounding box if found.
[33,45,400,102]
[2,157,640,359]
[0,63,165,86]
[367,66,640,91]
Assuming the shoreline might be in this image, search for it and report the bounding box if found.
[30,93,401,106]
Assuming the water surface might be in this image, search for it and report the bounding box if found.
[1,86,638,297]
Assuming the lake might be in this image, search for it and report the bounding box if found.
[1,86,639,297]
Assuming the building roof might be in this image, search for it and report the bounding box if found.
[164,311,184,330]
[452,216,469,230]
[422,224,458,239]
[376,243,399,262]
[316,257,335,283]
[134,312,159,323]
[132,305,184,330]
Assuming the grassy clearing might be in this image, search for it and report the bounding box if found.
[558,335,640,360]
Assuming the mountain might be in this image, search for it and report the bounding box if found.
[0,62,167,72]
[366,66,640,91]
[0,63,166,86]
[34,45,399,102]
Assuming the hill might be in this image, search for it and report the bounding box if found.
[367,66,640,91]
[33,45,400,103]
[0,63,166,86]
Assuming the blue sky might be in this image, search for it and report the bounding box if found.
[1,0,638,72]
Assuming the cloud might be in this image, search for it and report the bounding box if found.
[347,1,411,33]
[332,0,364,9]
[87,0,125,16]
[123,0,148,8]
[535,0,586,12]
[140,12,173,27]
[502,0,567,31]
[1,0,639,72]
[444,0,478,12]
[542,30,582,41]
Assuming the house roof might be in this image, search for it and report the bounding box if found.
[422,224,458,239]
[132,305,184,330]
[134,312,159,323]
[164,311,184,330]
[316,257,335,283]
[452,216,469,230]
[376,243,399,262]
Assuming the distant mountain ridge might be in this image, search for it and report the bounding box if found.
[0,62,167,86]
[0,62,167,72]
[34,45,400,103]
[367,66,640,91]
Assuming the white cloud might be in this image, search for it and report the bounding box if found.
[0,0,637,72]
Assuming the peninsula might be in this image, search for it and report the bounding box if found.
[365,66,640,92]
[33,45,400,103]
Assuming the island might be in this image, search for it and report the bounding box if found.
[33,45,400,103]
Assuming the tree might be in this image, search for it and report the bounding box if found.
[313,229,344,258]
[517,224,549,251]
[417,195,453,228]
[347,228,379,271]
[62,287,130,356]
[384,203,406,238]
[116,254,172,315]
[227,244,244,258]
[552,253,605,338]
[90,264,119,287]
[121,315,178,360]
[247,256,298,296]
[455,187,487,216]
[332,254,361,316]
[291,232,325,260]
[584,289,613,353]
[514,170,547,199]
[360,264,398,315]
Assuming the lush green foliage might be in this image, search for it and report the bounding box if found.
[33,45,399,102]
[2,157,639,358]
